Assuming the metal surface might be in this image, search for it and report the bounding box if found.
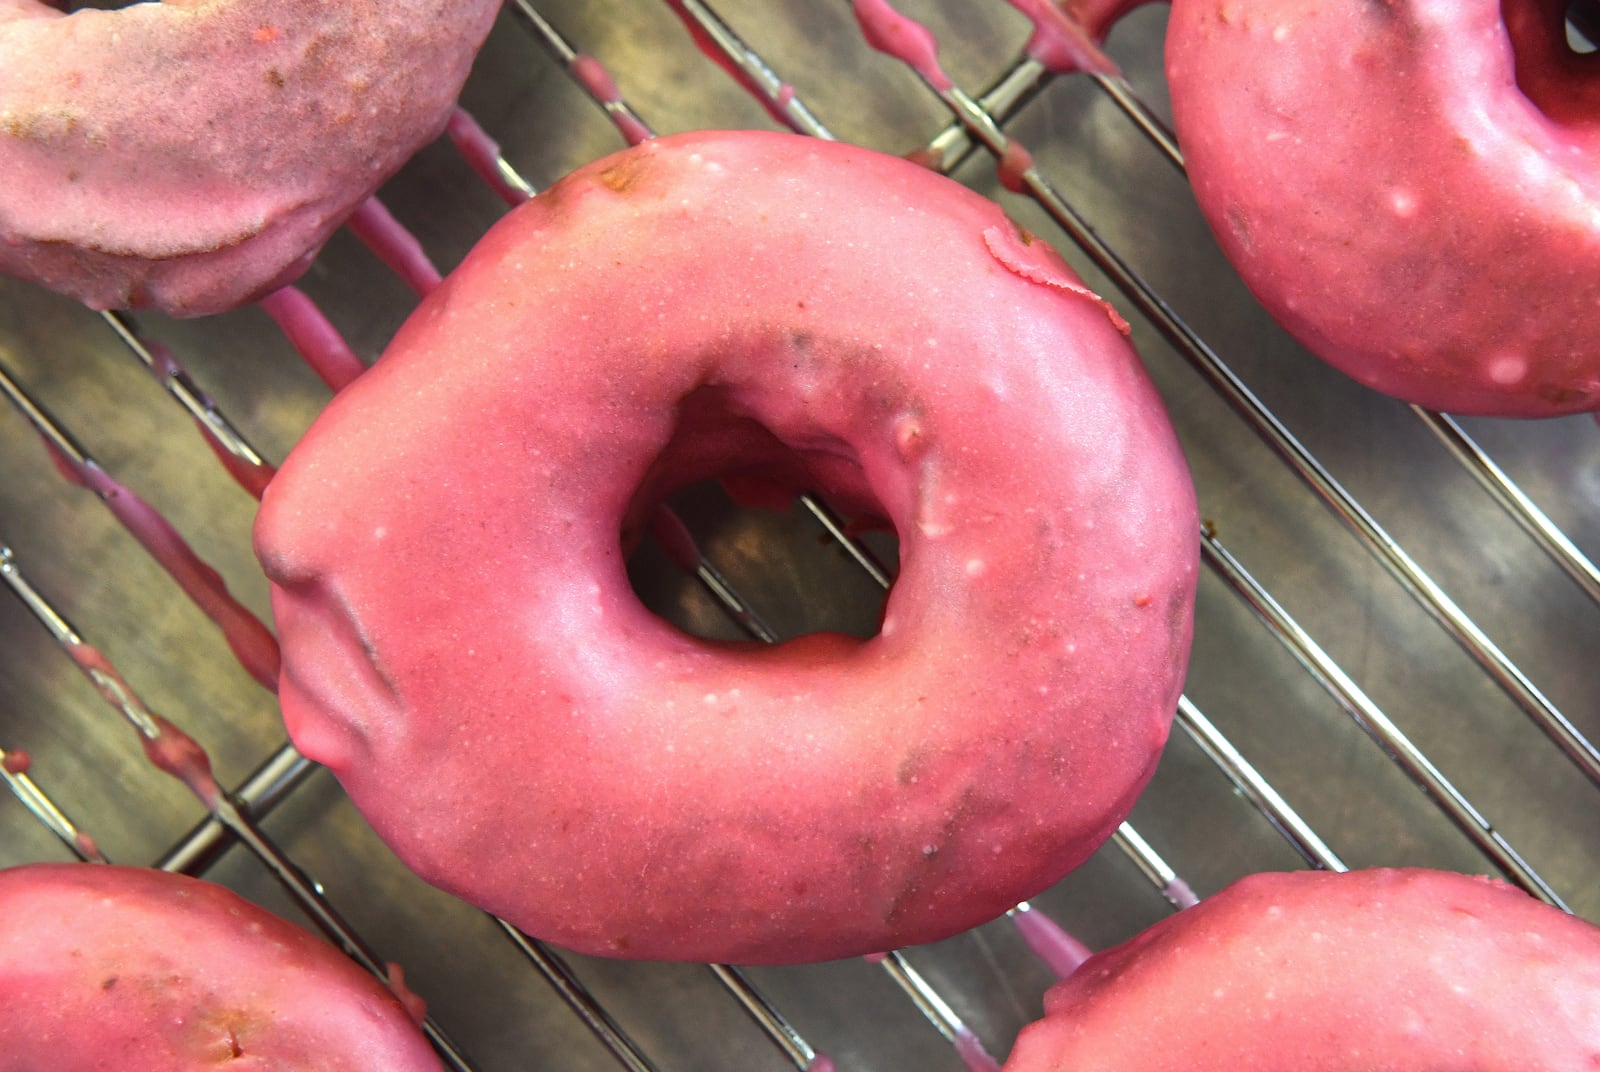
[1,4,1597,1071]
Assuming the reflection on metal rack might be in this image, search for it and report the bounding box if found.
[0,3,1595,1072]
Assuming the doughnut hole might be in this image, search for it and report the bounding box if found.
[1567,0,1599,52]
[622,385,895,644]
[1503,0,1600,120]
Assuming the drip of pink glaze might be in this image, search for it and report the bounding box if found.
[259,286,368,393]
[446,106,531,208]
[141,340,277,499]
[851,0,954,92]
[1166,876,1200,909]
[658,2,799,130]
[346,196,443,297]
[983,223,1131,335]
[1002,0,1119,76]
[952,1027,1001,1072]
[74,831,106,863]
[861,951,888,964]
[141,714,224,811]
[44,448,280,692]
[1,749,30,775]
[997,139,1034,194]
[1057,0,1155,44]
[385,962,429,1026]
[65,642,223,810]
[570,55,653,146]
[1010,906,1093,980]
[648,505,703,575]
[806,1056,837,1072]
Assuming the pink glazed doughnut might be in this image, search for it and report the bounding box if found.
[255,130,1199,964]
[1167,0,1600,416]
[1004,868,1600,1072]
[0,863,443,1071]
[0,0,500,317]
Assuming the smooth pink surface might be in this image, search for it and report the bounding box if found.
[1004,868,1600,1072]
[0,864,443,1071]
[0,0,498,317]
[1168,0,1600,416]
[255,130,1198,964]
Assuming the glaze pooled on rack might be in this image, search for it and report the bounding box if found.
[0,863,445,1071]
[1167,0,1600,416]
[1002,867,1600,1071]
[255,129,1199,964]
[0,0,499,317]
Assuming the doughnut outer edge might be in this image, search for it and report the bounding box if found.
[1166,0,1600,416]
[0,0,500,316]
[255,129,1200,964]
[0,863,444,1071]
[1003,867,1600,1071]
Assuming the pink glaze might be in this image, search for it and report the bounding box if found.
[385,961,429,1027]
[648,505,705,576]
[996,140,1036,195]
[1003,868,1600,1072]
[1048,0,1153,45]
[1001,0,1118,75]
[571,55,655,147]
[141,340,277,499]
[1010,905,1092,980]
[65,641,226,808]
[48,451,280,692]
[852,0,955,91]
[806,1056,837,1072]
[1162,874,1198,909]
[0,864,444,1071]
[1167,0,1600,416]
[72,831,105,863]
[1,748,28,775]
[446,106,533,208]
[955,1028,1003,1072]
[255,131,1198,965]
[260,285,368,393]
[140,714,224,811]
[660,0,807,130]
[0,0,497,317]
[345,196,444,298]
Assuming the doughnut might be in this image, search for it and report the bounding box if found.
[0,863,443,1070]
[1166,0,1600,417]
[1004,867,1600,1070]
[0,0,500,317]
[254,129,1199,964]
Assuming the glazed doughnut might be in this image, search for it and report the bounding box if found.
[1004,868,1600,1071]
[255,129,1199,964]
[1166,0,1600,417]
[0,0,500,317]
[0,863,443,1071]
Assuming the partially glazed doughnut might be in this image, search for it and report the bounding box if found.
[1004,868,1600,1071]
[0,0,500,317]
[255,130,1199,964]
[0,863,443,1071]
[1167,0,1600,416]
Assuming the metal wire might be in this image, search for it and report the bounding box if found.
[1,5,1594,1072]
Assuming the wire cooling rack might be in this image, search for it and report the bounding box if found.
[1,3,1596,1070]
